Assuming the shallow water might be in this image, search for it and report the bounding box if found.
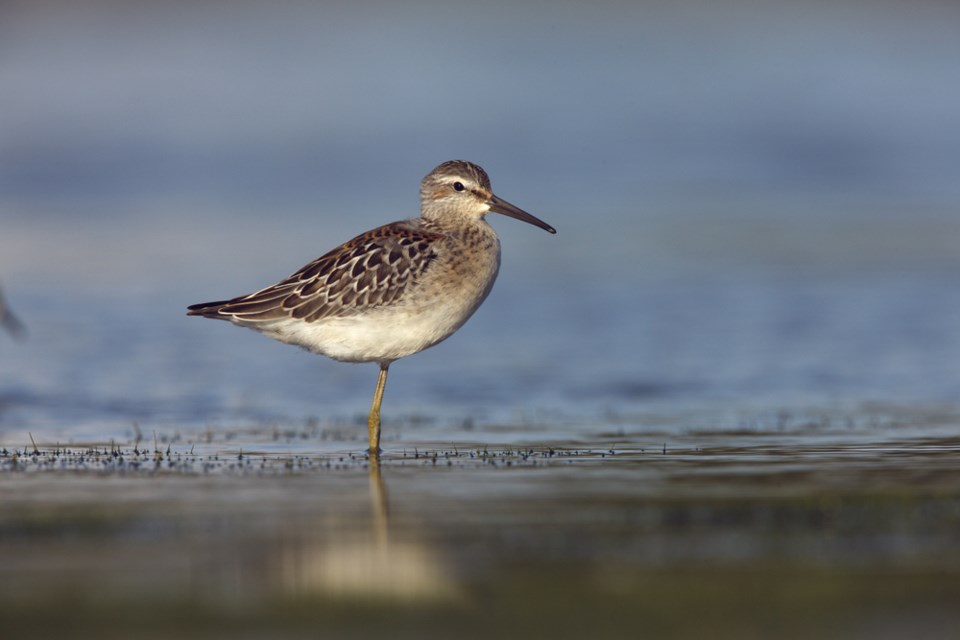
[3,211,960,640]
[2,268,959,437]
[3,209,960,638]
[2,417,960,639]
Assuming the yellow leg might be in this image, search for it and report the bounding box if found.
[367,362,389,456]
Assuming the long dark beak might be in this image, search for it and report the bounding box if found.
[488,194,556,234]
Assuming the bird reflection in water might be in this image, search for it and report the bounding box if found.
[279,457,459,602]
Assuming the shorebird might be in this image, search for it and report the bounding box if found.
[187,160,555,454]
[0,286,27,340]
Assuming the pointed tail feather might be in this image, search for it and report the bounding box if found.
[186,300,232,318]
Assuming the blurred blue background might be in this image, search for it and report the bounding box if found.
[2,0,959,438]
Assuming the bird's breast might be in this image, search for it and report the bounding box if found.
[416,225,501,321]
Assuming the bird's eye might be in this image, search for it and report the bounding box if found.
[453,182,465,192]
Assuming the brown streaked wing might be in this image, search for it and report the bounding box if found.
[215,222,443,323]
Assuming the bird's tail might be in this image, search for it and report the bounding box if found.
[186,300,232,318]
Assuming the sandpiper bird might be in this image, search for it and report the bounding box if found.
[187,160,555,454]
[0,286,27,340]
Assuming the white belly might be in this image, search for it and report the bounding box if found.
[258,300,479,363]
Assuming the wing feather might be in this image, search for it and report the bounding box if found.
[188,221,443,324]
